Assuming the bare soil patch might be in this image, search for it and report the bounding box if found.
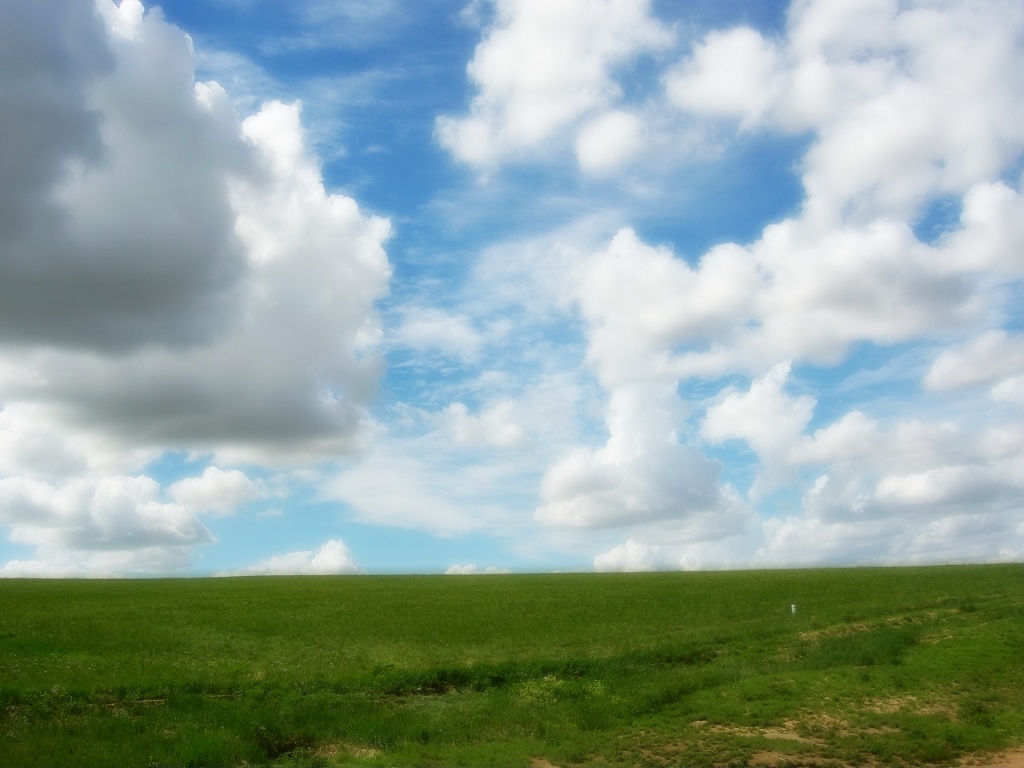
[961,748,1024,768]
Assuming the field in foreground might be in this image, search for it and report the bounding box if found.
[1,565,1022,767]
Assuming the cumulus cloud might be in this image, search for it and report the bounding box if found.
[664,26,783,128]
[444,564,510,574]
[436,0,671,169]
[667,0,1024,220]
[509,0,1024,566]
[445,400,528,448]
[757,478,1024,568]
[0,1,393,575]
[740,404,1024,566]
[0,403,156,480]
[168,466,267,514]
[924,330,1024,397]
[534,385,737,529]
[0,1,111,263]
[703,362,815,494]
[221,539,361,576]
[0,474,208,550]
[0,546,193,579]
[704,363,814,453]
[533,230,754,535]
[940,180,1024,273]
[575,110,645,175]
[0,3,391,464]
[1,0,249,351]
[650,217,980,380]
[593,539,660,572]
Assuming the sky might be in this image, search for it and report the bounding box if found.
[1,0,1023,577]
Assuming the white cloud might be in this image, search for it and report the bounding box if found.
[369,0,1023,569]
[522,0,1024,559]
[328,446,505,535]
[221,539,361,576]
[436,0,672,169]
[740,406,1024,566]
[0,1,394,575]
[575,110,645,175]
[703,363,814,456]
[1,0,250,351]
[593,539,660,572]
[571,229,760,385]
[0,545,194,578]
[940,180,1024,273]
[991,375,1024,405]
[0,403,150,479]
[0,474,210,567]
[924,330,1024,396]
[534,235,753,531]
[875,465,1023,509]
[664,26,782,128]
[392,307,484,363]
[445,400,528,448]
[749,218,976,366]
[757,486,1024,568]
[0,559,117,579]
[444,564,510,574]
[168,466,267,514]
[0,5,392,465]
[667,0,1024,220]
[325,344,594,541]
[534,385,738,529]
[703,362,815,494]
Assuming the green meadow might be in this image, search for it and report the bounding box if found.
[1,564,1022,767]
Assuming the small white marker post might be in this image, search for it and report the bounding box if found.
[791,604,797,615]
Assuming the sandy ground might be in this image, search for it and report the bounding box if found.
[960,748,1024,768]
[531,746,1024,767]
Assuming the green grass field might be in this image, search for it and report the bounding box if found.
[1,564,1022,767]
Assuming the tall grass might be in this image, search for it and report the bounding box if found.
[1,564,1022,766]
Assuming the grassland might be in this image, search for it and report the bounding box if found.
[1,564,1022,767]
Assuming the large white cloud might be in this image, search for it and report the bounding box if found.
[593,539,661,572]
[0,1,250,350]
[445,400,528,449]
[0,473,210,557]
[664,26,783,129]
[220,539,361,576]
[923,330,1024,399]
[436,0,672,169]
[0,2,392,464]
[667,0,1024,221]
[168,466,268,515]
[706,368,1024,566]
[531,230,754,537]
[574,110,645,175]
[703,362,815,496]
[0,1,392,574]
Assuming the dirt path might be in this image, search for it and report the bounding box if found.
[961,748,1024,768]
[747,747,1024,768]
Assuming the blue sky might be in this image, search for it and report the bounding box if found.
[1,0,1023,576]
